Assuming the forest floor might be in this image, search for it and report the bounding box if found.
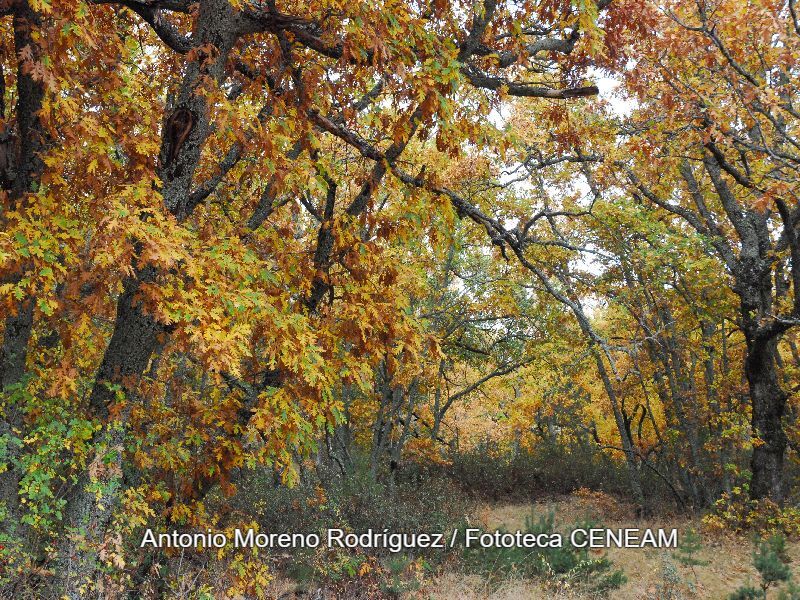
[263,492,800,599]
[423,494,800,599]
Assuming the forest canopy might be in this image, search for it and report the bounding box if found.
[1,0,799,597]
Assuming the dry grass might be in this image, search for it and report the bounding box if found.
[260,492,799,599]
[422,573,550,599]
[422,493,800,600]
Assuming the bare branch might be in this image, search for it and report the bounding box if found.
[462,65,598,98]
[99,1,195,53]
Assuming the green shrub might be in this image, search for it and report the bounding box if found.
[379,554,427,595]
[672,527,709,571]
[323,459,471,536]
[729,587,765,600]
[753,535,792,589]
[729,534,797,600]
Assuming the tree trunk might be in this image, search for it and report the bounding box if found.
[58,425,126,599]
[55,1,240,593]
[1,0,47,386]
[0,299,33,389]
[0,2,48,568]
[87,269,165,417]
[746,334,788,501]
[0,300,33,544]
[591,347,647,513]
[55,270,165,597]
[702,319,732,495]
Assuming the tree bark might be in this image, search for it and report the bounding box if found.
[745,334,788,500]
[0,1,48,569]
[87,268,166,418]
[0,299,33,392]
[0,0,47,385]
[0,300,32,541]
[55,1,241,594]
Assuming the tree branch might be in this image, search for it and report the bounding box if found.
[461,64,599,98]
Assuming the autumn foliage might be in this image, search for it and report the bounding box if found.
[0,0,799,597]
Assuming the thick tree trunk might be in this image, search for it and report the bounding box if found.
[0,299,33,389]
[0,0,47,384]
[0,2,48,571]
[87,269,165,416]
[746,335,788,501]
[56,270,164,598]
[0,300,33,542]
[55,2,240,594]
[58,425,126,599]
